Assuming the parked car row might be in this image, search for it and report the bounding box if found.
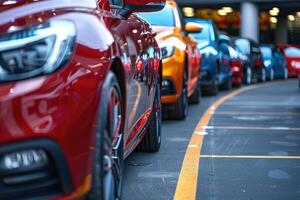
[184,17,297,96]
[0,0,298,200]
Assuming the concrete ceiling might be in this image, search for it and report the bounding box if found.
[176,0,300,13]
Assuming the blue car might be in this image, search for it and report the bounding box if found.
[260,45,288,80]
[186,18,232,95]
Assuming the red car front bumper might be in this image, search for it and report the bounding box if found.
[0,65,104,199]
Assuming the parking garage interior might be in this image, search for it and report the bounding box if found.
[177,0,300,44]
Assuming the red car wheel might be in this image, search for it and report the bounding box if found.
[89,71,123,200]
[137,77,162,152]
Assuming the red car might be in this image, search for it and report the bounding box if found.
[228,46,243,87]
[0,0,165,199]
[278,45,300,77]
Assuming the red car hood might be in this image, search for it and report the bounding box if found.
[0,0,97,33]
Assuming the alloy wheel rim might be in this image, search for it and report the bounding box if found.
[103,86,123,200]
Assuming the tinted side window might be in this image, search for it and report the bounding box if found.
[190,23,211,41]
[235,39,250,54]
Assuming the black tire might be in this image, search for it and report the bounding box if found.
[243,66,252,85]
[205,78,219,96]
[172,72,188,120]
[137,80,162,152]
[221,76,232,90]
[235,81,242,88]
[88,71,123,200]
[269,68,274,81]
[283,67,288,80]
[189,79,201,104]
[259,68,266,83]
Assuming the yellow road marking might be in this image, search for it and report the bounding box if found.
[214,111,300,116]
[200,155,300,159]
[174,85,258,200]
[203,126,300,131]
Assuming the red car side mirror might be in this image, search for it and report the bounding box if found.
[123,0,165,12]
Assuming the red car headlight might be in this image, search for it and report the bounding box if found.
[0,20,76,81]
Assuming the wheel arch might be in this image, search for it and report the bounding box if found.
[110,58,127,124]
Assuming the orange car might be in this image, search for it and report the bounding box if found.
[139,0,201,120]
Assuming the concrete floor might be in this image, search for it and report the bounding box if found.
[123,79,300,200]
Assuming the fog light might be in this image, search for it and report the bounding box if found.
[1,149,48,170]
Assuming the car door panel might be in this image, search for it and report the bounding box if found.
[105,11,152,148]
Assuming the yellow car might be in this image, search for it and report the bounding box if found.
[139,0,202,120]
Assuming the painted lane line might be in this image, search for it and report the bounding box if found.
[199,155,300,159]
[188,145,199,148]
[214,111,300,116]
[196,131,208,136]
[270,127,290,130]
[203,126,300,131]
[174,85,258,200]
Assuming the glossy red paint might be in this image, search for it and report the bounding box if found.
[231,59,243,85]
[286,57,300,77]
[0,0,163,199]
[255,59,263,69]
[277,44,300,77]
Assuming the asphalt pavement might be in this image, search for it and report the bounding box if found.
[123,79,300,200]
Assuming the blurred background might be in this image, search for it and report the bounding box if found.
[177,0,300,44]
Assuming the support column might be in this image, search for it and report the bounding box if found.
[240,2,259,42]
[275,15,288,44]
